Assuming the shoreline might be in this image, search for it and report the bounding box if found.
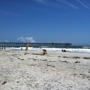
[4,46,90,54]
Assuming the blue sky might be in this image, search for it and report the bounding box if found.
[0,0,90,45]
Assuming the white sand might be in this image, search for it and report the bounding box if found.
[0,50,90,90]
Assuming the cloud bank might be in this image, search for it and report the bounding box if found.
[17,37,36,43]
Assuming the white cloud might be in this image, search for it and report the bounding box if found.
[83,0,90,6]
[17,37,36,43]
[76,0,90,9]
[56,0,78,9]
[17,37,26,42]
[25,37,36,43]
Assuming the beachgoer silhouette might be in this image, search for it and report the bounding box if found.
[42,49,47,55]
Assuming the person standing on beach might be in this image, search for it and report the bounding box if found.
[25,43,29,51]
[24,43,29,55]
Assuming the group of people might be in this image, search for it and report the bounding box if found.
[25,43,47,55]
[62,49,67,52]
[25,43,67,55]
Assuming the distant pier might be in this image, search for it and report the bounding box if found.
[0,42,71,48]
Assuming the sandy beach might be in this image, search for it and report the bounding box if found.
[0,50,90,90]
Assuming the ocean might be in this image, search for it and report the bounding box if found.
[5,46,90,54]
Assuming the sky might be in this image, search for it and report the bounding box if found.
[0,0,90,45]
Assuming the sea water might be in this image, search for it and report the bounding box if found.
[6,47,90,54]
